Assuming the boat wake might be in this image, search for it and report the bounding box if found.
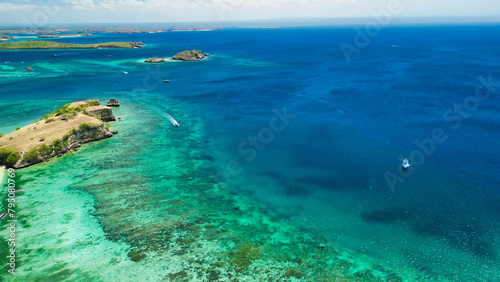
[157,110,179,127]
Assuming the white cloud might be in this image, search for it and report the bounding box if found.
[0,3,37,10]
[0,0,499,23]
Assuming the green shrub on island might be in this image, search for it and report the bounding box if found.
[38,144,52,156]
[41,101,98,122]
[23,148,41,163]
[69,123,106,140]
[0,148,19,167]
[6,153,18,166]
[0,133,3,138]
[172,50,204,61]
[78,123,93,131]
[51,138,67,151]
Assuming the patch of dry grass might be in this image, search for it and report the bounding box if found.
[0,101,103,153]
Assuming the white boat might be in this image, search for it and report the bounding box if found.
[163,113,179,127]
[123,71,129,75]
[402,158,410,169]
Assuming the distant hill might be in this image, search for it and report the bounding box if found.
[0,40,144,50]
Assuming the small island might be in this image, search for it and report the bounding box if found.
[144,57,166,63]
[0,40,144,50]
[0,34,13,42]
[38,33,93,38]
[0,100,119,169]
[172,50,205,61]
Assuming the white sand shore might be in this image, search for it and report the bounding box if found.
[0,166,5,185]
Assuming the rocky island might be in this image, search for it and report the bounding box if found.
[0,99,119,169]
[0,40,144,50]
[172,50,205,61]
[144,57,166,63]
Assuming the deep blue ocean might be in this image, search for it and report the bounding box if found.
[0,24,499,280]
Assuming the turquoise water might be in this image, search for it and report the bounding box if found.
[1,26,499,280]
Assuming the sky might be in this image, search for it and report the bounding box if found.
[0,0,499,24]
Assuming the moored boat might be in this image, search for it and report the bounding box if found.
[402,158,410,170]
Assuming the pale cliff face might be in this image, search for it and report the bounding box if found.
[87,106,116,122]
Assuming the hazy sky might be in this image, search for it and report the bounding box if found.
[1,0,499,24]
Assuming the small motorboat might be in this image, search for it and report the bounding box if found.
[402,158,410,170]
[163,80,170,83]
[0,213,7,220]
[163,113,179,127]
[123,71,129,75]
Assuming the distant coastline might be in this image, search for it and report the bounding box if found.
[0,27,222,36]
[0,40,144,50]
[37,33,93,38]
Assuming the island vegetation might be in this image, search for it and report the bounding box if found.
[0,40,144,50]
[0,100,118,168]
[172,50,205,61]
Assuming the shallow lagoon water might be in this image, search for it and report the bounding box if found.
[0,26,499,280]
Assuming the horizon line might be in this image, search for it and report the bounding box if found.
[1,15,500,26]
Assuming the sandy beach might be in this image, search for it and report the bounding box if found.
[0,166,5,186]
